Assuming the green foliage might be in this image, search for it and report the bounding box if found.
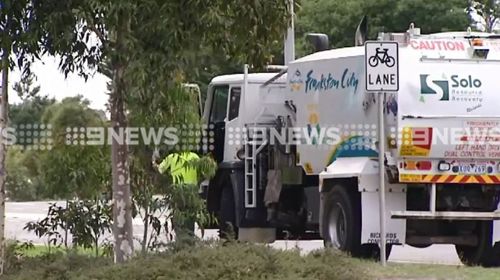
[0,0,47,76]
[167,183,214,237]
[7,92,110,202]
[130,150,217,252]
[41,96,110,199]
[296,0,471,53]
[192,155,218,183]
[24,200,112,257]
[4,250,113,279]
[127,83,200,137]
[8,242,500,280]
[6,75,55,201]
[29,0,293,261]
[24,203,67,248]
[3,242,373,280]
[4,241,35,273]
[10,73,55,148]
[12,72,41,100]
[30,0,293,121]
[9,94,55,137]
[467,0,500,32]
[129,150,170,252]
[5,149,38,201]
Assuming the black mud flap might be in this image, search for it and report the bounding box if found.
[228,164,270,228]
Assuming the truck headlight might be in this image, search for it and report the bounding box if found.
[236,147,245,160]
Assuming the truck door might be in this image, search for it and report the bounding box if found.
[208,85,229,163]
[224,86,242,162]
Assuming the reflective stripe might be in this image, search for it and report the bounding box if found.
[400,174,500,184]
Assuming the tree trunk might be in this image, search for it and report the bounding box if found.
[0,45,9,276]
[110,11,134,263]
[95,195,100,258]
[110,74,134,263]
[64,199,69,249]
[142,205,149,253]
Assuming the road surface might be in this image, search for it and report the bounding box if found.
[5,201,462,265]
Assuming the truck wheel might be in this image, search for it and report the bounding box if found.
[323,185,362,257]
[219,186,238,240]
[455,221,494,267]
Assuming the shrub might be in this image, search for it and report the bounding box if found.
[4,242,371,280]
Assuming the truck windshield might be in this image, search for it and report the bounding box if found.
[209,85,229,123]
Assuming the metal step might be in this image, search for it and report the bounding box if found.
[391,210,500,220]
[406,235,478,246]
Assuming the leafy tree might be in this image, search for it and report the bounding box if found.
[31,0,292,263]
[467,0,500,32]
[24,200,113,257]
[40,96,110,200]
[6,74,54,202]
[12,72,40,100]
[10,74,55,148]
[0,0,52,271]
[295,0,471,53]
[128,83,215,253]
[9,95,55,130]
[5,148,37,201]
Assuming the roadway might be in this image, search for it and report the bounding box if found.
[5,201,462,265]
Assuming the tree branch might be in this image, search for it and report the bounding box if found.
[87,24,106,44]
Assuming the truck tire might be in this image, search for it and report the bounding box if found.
[219,185,238,240]
[323,185,363,257]
[322,184,392,260]
[455,221,495,267]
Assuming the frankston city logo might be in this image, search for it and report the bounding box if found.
[419,74,483,103]
[289,70,303,92]
[304,68,359,93]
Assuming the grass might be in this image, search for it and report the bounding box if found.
[4,241,500,280]
[16,244,99,257]
[360,260,499,280]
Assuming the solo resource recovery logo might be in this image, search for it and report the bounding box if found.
[419,74,449,102]
[419,74,482,103]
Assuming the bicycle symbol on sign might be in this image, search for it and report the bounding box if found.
[368,48,395,67]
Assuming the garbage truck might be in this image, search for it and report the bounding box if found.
[199,24,500,266]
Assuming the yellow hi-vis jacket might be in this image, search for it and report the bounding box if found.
[158,152,199,185]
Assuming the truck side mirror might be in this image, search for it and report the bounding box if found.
[306,33,329,52]
[182,83,203,117]
[197,87,203,117]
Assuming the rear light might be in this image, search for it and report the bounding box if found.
[402,160,432,170]
[438,160,450,171]
[416,161,432,170]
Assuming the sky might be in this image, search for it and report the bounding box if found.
[9,55,109,112]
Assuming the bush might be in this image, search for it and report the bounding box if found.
[23,200,112,256]
[4,242,371,280]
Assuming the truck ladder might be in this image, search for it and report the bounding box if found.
[244,128,267,208]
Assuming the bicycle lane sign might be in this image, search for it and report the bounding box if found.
[365,41,399,92]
